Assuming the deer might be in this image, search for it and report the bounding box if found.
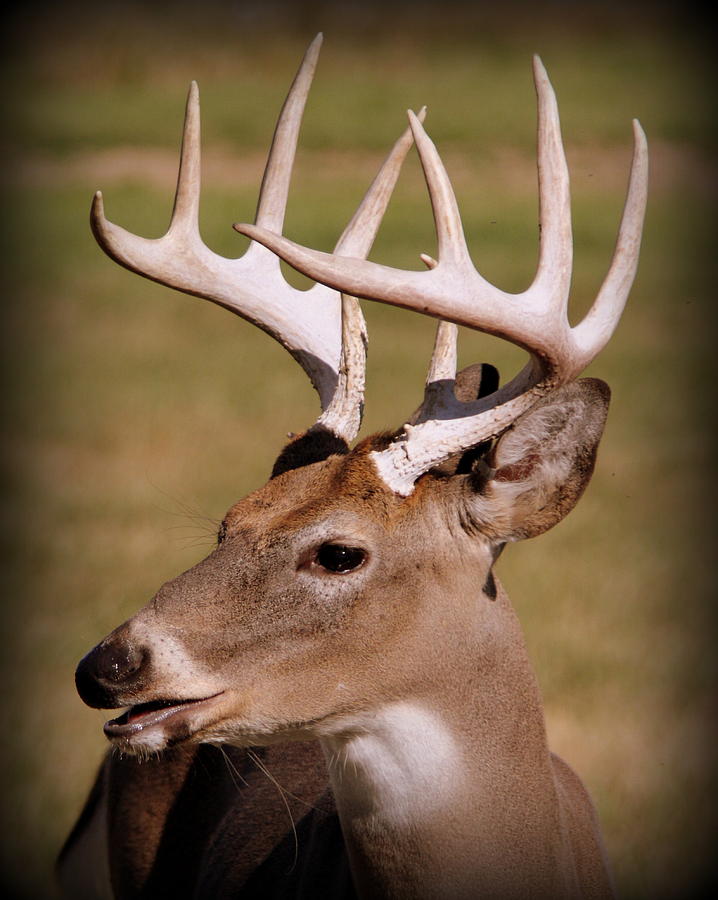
[58,33,647,900]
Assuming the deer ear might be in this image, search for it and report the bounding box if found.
[466,379,611,542]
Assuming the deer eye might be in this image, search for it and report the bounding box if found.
[315,543,366,574]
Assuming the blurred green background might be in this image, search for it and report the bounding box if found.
[1,1,715,897]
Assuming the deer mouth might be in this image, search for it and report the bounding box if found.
[104,693,224,748]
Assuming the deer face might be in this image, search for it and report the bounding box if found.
[75,377,610,757]
[74,444,494,756]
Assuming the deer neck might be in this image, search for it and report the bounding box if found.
[318,580,574,900]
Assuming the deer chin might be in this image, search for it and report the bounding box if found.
[104,692,225,754]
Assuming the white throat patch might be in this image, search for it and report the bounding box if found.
[321,702,461,826]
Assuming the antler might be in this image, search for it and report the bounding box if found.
[236,56,649,494]
[90,33,422,444]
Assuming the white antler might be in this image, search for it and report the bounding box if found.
[236,56,649,494]
[90,33,423,444]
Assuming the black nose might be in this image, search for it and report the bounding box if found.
[75,637,148,709]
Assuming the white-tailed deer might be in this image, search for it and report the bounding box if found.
[58,34,647,900]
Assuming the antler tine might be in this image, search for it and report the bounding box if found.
[91,80,204,260]
[531,55,573,313]
[314,295,367,441]
[419,256,459,418]
[168,80,201,237]
[571,119,649,364]
[90,77,204,280]
[254,33,322,233]
[426,319,458,384]
[407,112,472,269]
[422,253,457,383]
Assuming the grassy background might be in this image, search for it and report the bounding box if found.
[1,1,715,897]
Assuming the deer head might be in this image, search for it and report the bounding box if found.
[75,37,647,774]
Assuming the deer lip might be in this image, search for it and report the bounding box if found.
[103,693,224,739]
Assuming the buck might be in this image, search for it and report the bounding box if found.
[59,34,647,900]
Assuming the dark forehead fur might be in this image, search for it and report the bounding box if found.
[270,425,350,479]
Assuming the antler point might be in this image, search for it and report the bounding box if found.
[632,118,647,144]
[306,33,324,59]
[532,55,550,88]
[91,190,105,220]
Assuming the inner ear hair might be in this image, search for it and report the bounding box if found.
[466,379,611,542]
[489,379,610,475]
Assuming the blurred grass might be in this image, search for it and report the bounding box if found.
[1,2,715,898]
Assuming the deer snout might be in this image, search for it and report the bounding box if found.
[75,635,149,709]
